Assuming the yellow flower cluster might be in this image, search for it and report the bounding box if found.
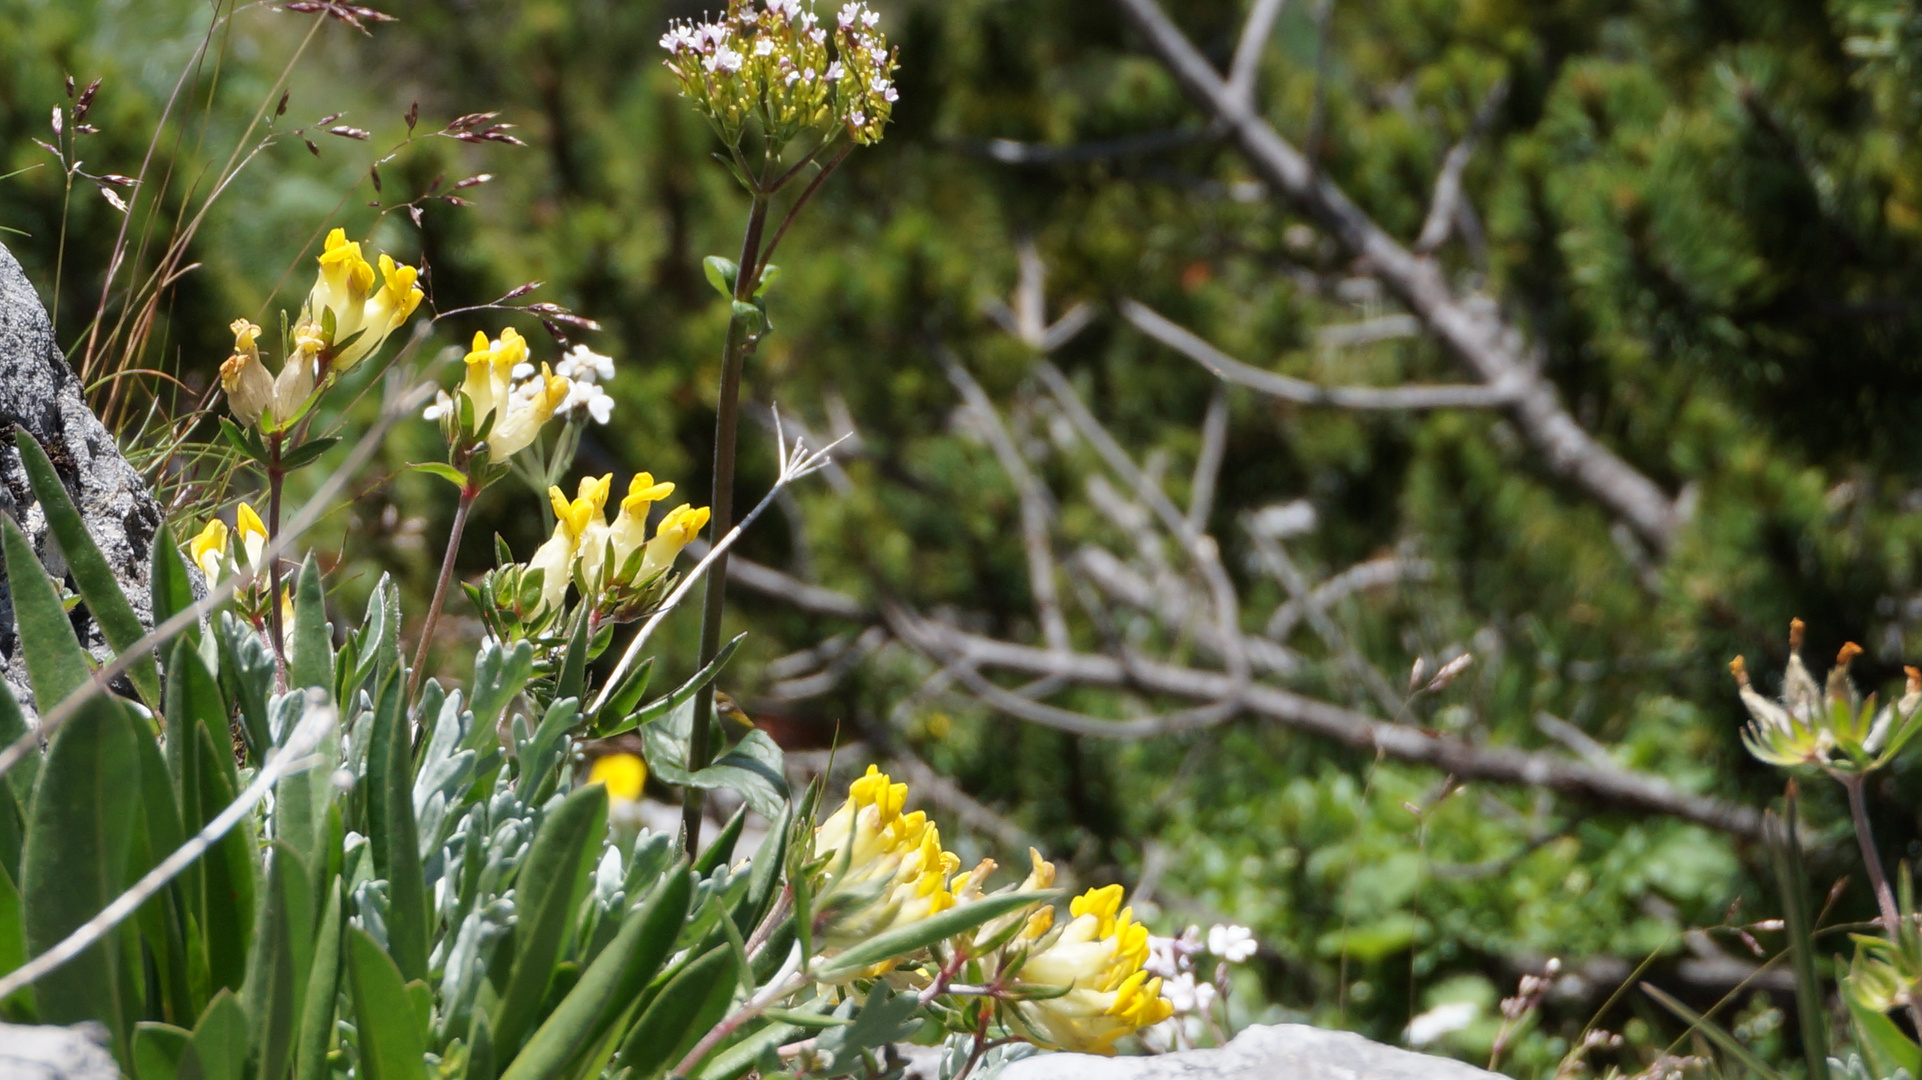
[451,328,573,462]
[524,473,710,616]
[1010,885,1175,1055]
[809,767,1174,1054]
[814,765,961,950]
[220,229,422,430]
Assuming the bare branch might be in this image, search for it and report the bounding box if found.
[1229,0,1289,105]
[950,128,1212,166]
[939,348,1072,652]
[1036,361,1251,692]
[1247,529,1404,716]
[1110,0,1683,552]
[1187,388,1229,532]
[1072,545,1299,676]
[1120,298,1515,409]
[1263,555,1431,640]
[712,553,1765,841]
[1414,79,1508,255]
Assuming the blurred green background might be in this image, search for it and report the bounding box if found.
[11,0,1922,1072]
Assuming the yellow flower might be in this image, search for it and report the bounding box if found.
[1011,885,1173,1055]
[188,518,229,583]
[459,328,528,425]
[607,473,677,574]
[487,362,571,462]
[636,503,710,582]
[812,765,962,955]
[589,752,648,803]
[299,228,423,373]
[525,476,613,614]
[234,502,270,573]
[219,319,275,426]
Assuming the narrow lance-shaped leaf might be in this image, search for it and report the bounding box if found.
[614,944,740,1080]
[366,669,427,982]
[2,514,92,708]
[14,428,159,706]
[346,926,428,1080]
[490,783,608,1056]
[289,554,334,694]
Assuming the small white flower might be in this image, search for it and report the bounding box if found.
[1163,973,1217,1014]
[754,37,776,57]
[1405,1001,1480,1048]
[708,47,745,73]
[423,389,454,422]
[861,7,879,26]
[883,86,899,103]
[559,343,616,383]
[561,381,615,425]
[825,61,845,81]
[1207,924,1257,963]
[510,361,536,381]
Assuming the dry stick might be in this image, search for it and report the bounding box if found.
[1119,298,1512,410]
[937,350,1070,653]
[1109,0,1682,553]
[0,380,435,784]
[409,481,479,700]
[1187,387,1229,533]
[711,553,1770,842]
[589,427,848,717]
[684,192,774,858]
[1414,79,1509,255]
[1227,0,1290,105]
[0,691,338,999]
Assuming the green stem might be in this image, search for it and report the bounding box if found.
[683,191,772,858]
[266,433,287,687]
[409,482,479,702]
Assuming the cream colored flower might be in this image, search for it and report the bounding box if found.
[487,362,571,462]
[636,503,710,582]
[1010,886,1174,1055]
[298,228,423,373]
[525,475,613,614]
[188,518,230,583]
[607,473,677,575]
[235,502,269,572]
[219,319,275,426]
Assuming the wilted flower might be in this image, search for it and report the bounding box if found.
[1732,619,1922,772]
[220,317,316,430]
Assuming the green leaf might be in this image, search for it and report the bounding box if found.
[346,926,428,1080]
[243,844,313,1080]
[186,989,250,1080]
[468,1011,497,1080]
[278,436,342,472]
[1767,805,1830,1080]
[20,693,140,1048]
[16,429,160,706]
[516,697,580,805]
[409,461,470,489]
[1642,982,1789,1080]
[366,669,428,982]
[692,804,747,878]
[1849,991,1922,1080]
[133,1022,192,1080]
[0,680,36,817]
[614,944,740,1080]
[2,514,93,709]
[290,554,334,693]
[704,256,739,298]
[193,722,256,996]
[557,608,590,707]
[811,891,1057,982]
[294,884,343,1080]
[689,730,788,820]
[491,783,608,1056]
[733,801,790,937]
[589,657,652,733]
[469,639,535,742]
[499,864,692,1080]
[218,417,263,462]
[613,632,744,741]
[213,613,275,765]
[730,299,764,333]
[151,522,197,646]
[805,983,921,1078]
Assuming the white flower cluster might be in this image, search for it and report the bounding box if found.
[1142,923,1257,1021]
[555,344,616,424]
[659,0,897,154]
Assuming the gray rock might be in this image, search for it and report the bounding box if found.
[0,241,164,710]
[998,1024,1502,1080]
[0,1021,119,1080]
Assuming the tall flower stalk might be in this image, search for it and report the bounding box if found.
[661,0,898,854]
